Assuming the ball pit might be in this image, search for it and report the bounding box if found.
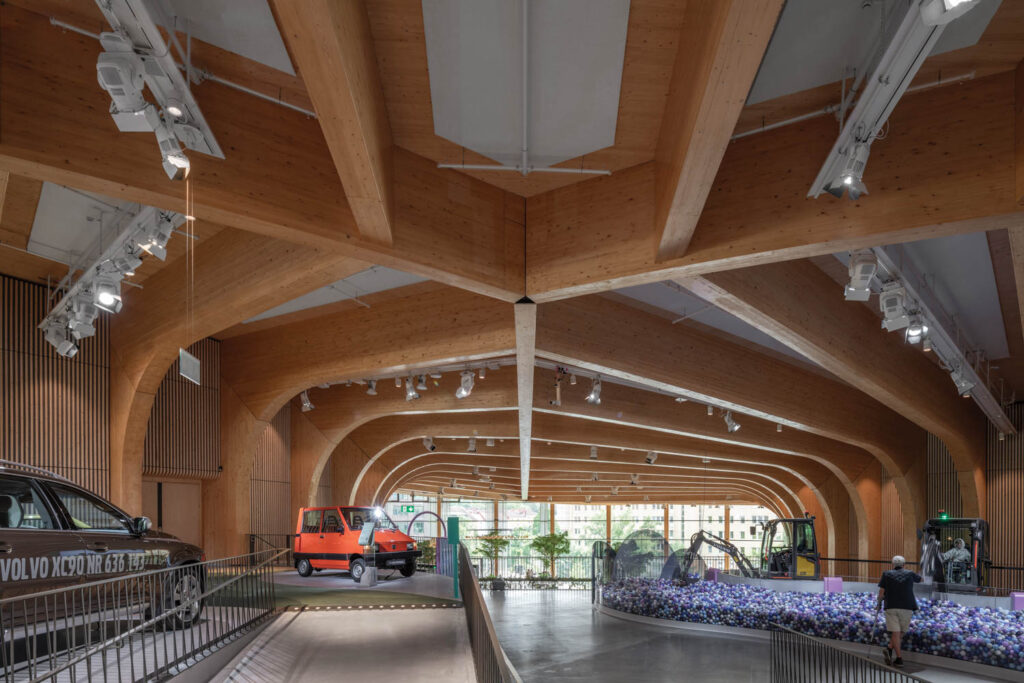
[601,579,1024,671]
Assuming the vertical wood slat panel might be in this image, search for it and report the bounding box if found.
[987,404,1024,590]
[926,434,963,518]
[250,404,292,538]
[0,274,110,496]
[142,338,220,479]
[880,471,904,561]
[315,464,332,507]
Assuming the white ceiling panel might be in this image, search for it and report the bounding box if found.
[159,0,295,75]
[748,0,1001,106]
[244,267,427,323]
[422,0,629,168]
[614,282,813,365]
[28,183,137,267]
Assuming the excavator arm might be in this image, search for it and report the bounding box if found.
[679,530,757,578]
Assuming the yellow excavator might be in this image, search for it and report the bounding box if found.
[758,516,820,579]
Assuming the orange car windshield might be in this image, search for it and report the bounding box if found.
[342,508,397,532]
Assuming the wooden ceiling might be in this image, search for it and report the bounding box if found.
[2,0,1023,558]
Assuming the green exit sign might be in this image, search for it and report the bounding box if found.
[399,505,416,513]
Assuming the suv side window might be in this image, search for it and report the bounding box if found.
[47,483,130,532]
[0,476,54,530]
[301,510,323,534]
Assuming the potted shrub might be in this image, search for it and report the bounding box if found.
[529,531,570,581]
[476,528,510,590]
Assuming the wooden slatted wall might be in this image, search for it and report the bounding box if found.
[0,275,110,496]
[143,339,220,479]
[880,470,904,561]
[315,464,333,507]
[250,404,292,539]
[926,433,963,518]
[987,403,1024,584]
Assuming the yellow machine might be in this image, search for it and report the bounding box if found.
[759,516,820,580]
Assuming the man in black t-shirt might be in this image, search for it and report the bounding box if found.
[876,555,922,667]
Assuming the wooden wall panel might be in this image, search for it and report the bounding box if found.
[880,471,904,561]
[314,464,333,507]
[143,339,220,479]
[987,403,1024,585]
[0,274,110,496]
[927,434,963,518]
[250,404,292,539]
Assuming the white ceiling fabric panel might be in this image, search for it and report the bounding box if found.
[422,0,630,168]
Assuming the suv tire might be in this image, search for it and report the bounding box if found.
[297,558,313,577]
[162,566,204,630]
[400,560,416,578]
[350,558,366,582]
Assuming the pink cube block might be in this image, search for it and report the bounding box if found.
[1011,592,1024,611]
[707,568,720,582]
[824,576,843,593]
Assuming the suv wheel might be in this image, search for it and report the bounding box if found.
[350,558,366,582]
[164,567,204,630]
[400,560,416,578]
[297,558,313,577]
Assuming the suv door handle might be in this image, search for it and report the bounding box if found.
[87,542,109,552]
[0,543,12,554]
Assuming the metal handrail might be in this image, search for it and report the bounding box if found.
[1,549,285,682]
[770,623,928,683]
[457,543,521,683]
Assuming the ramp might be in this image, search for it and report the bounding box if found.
[213,607,476,682]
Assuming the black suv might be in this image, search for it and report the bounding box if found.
[0,462,205,626]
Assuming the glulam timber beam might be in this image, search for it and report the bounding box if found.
[272,0,394,245]
[527,71,1022,301]
[0,172,41,250]
[0,6,524,300]
[683,259,987,515]
[536,294,924,557]
[654,0,783,261]
[220,283,516,422]
[109,227,365,511]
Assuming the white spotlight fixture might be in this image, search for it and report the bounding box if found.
[43,319,78,359]
[724,411,741,433]
[674,396,688,403]
[585,495,592,503]
[455,370,475,399]
[479,367,486,379]
[844,250,878,301]
[809,0,981,200]
[405,377,420,401]
[707,405,714,417]
[422,437,436,452]
[68,295,99,340]
[467,437,477,453]
[93,275,123,314]
[416,375,428,391]
[366,379,377,396]
[489,482,496,490]
[611,487,619,496]
[575,486,582,493]
[905,316,929,345]
[300,390,314,412]
[592,473,600,482]
[585,376,602,405]
[776,423,783,433]
[569,374,577,385]
[429,371,442,379]
[645,451,657,465]
[589,446,598,460]
[630,474,638,486]
[998,431,1006,443]
[879,282,910,332]
[394,377,402,388]
[950,367,974,398]
[137,211,175,261]
[472,466,480,476]
[486,438,495,447]
[922,338,933,353]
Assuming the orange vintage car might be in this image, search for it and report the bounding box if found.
[293,506,421,582]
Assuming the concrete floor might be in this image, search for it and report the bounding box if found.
[212,608,475,682]
[274,568,457,602]
[483,591,1017,683]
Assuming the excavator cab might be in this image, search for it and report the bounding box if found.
[918,515,989,593]
[759,517,820,579]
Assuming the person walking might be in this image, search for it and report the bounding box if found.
[876,555,922,667]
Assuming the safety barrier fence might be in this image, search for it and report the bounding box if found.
[769,623,927,683]
[1,549,286,682]
[822,557,1023,595]
[457,544,521,683]
[248,534,294,567]
[468,555,592,582]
